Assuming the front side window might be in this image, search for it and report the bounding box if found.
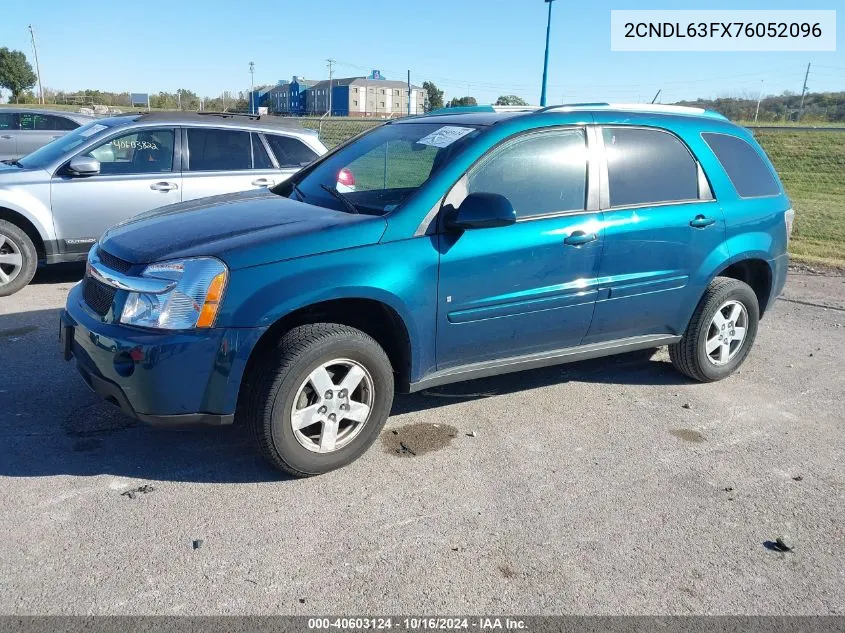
[265,134,318,168]
[187,128,251,171]
[84,128,175,175]
[280,122,482,215]
[603,127,698,207]
[466,128,588,219]
[702,132,780,198]
[20,113,78,131]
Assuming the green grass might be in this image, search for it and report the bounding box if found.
[755,131,845,267]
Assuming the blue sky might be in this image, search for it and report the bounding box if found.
[2,0,842,104]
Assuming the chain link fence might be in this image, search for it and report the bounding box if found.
[275,117,385,148]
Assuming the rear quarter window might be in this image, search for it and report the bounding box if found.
[702,132,781,198]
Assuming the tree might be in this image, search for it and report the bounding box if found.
[447,96,477,108]
[0,48,37,103]
[422,81,443,112]
[495,95,529,106]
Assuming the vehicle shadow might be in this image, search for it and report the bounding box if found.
[0,307,692,484]
[31,262,86,285]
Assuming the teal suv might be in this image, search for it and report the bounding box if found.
[61,104,793,476]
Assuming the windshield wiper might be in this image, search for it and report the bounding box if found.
[320,184,359,214]
[1,159,21,167]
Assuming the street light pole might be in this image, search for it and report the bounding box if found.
[540,0,556,107]
[249,61,255,114]
[28,25,44,105]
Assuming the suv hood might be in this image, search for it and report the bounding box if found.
[99,189,387,269]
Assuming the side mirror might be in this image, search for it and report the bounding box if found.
[446,192,516,230]
[68,156,100,177]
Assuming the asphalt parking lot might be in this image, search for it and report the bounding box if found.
[1,264,843,615]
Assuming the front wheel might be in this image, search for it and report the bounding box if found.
[670,277,760,382]
[244,323,394,477]
[0,220,37,297]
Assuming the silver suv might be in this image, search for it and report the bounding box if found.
[0,112,327,295]
[0,108,94,160]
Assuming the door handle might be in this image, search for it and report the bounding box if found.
[564,230,598,246]
[0,135,12,140]
[251,178,275,187]
[689,215,716,228]
[150,181,178,192]
[51,135,62,139]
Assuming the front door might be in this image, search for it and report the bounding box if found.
[50,127,180,254]
[583,125,727,343]
[436,127,603,370]
[180,128,289,202]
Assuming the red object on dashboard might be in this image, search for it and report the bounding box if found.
[337,168,355,186]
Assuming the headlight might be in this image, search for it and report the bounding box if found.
[120,257,228,330]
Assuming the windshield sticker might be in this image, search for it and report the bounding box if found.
[416,126,474,148]
[80,124,108,138]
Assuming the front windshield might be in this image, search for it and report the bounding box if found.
[17,120,119,169]
[279,122,482,215]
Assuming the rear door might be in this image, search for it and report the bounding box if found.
[50,126,181,253]
[0,112,17,160]
[582,125,726,344]
[180,128,282,201]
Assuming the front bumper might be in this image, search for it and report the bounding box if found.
[61,283,266,425]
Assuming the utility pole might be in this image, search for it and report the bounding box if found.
[540,0,556,107]
[326,58,335,116]
[249,61,255,114]
[28,25,44,104]
[754,80,764,123]
[798,62,810,120]
[407,70,411,116]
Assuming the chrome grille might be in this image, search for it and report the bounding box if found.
[82,276,117,317]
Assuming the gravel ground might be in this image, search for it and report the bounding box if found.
[0,264,843,615]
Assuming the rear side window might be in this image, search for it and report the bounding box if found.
[187,128,252,171]
[252,133,274,169]
[603,127,698,207]
[265,134,318,168]
[702,133,780,198]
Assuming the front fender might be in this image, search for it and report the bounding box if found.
[0,184,55,242]
[219,237,440,381]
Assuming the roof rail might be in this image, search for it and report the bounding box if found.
[195,111,262,120]
[537,103,728,120]
[425,104,539,116]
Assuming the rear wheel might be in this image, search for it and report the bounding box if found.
[0,220,37,297]
[669,277,760,382]
[245,323,394,477]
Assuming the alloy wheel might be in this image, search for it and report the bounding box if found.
[0,233,23,287]
[290,358,374,454]
[705,300,748,365]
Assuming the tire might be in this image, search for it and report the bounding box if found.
[244,323,394,477]
[0,219,38,297]
[669,277,760,382]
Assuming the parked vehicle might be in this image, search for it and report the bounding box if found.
[60,103,793,476]
[0,112,327,295]
[0,108,94,161]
